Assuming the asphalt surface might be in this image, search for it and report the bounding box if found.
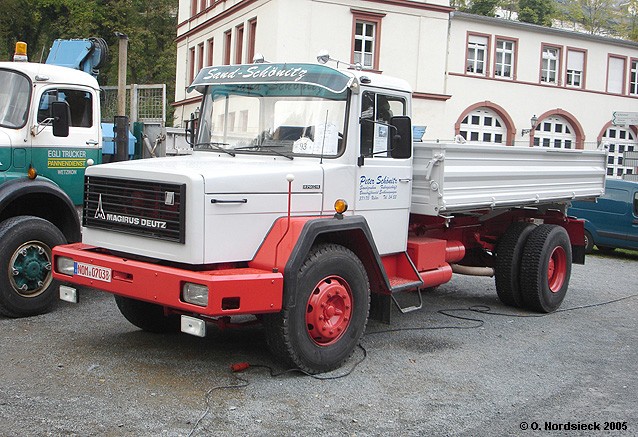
[1,250,637,436]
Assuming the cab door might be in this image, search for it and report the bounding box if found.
[354,91,412,255]
[30,86,101,205]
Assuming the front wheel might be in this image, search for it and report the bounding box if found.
[264,243,370,374]
[0,216,67,317]
[520,225,572,313]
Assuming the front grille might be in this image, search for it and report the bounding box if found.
[83,176,186,243]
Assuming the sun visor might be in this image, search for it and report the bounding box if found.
[187,63,354,96]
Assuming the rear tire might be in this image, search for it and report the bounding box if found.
[495,222,536,308]
[596,246,616,254]
[264,243,370,374]
[114,295,180,333]
[0,216,66,317]
[520,225,572,313]
[583,230,594,254]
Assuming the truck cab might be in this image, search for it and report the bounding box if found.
[0,57,102,317]
[569,179,638,252]
[0,62,102,202]
[77,64,413,264]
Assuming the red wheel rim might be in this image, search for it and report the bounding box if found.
[306,275,353,346]
[547,246,567,293]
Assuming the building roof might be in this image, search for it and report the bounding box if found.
[452,11,638,50]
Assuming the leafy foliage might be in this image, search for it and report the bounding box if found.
[556,0,619,35]
[518,0,556,26]
[469,0,502,16]
[451,0,635,40]
[0,0,177,119]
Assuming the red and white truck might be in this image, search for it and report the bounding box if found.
[52,62,606,373]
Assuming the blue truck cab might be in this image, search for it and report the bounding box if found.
[569,178,638,253]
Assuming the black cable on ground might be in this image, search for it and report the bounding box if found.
[187,292,638,435]
[466,292,638,318]
[187,344,367,436]
[187,374,249,437]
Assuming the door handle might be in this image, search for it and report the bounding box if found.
[210,198,248,204]
[86,139,99,145]
[399,178,412,183]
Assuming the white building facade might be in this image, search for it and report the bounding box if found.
[174,0,638,178]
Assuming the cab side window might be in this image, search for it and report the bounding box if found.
[360,91,406,157]
[633,192,638,216]
[38,89,93,128]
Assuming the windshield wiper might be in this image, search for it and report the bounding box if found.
[234,144,294,160]
[194,142,235,156]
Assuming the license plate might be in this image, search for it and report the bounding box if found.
[74,262,112,282]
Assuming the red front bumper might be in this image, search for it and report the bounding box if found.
[52,243,284,316]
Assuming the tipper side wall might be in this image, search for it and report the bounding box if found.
[411,143,607,216]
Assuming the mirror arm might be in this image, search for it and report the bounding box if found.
[30,118,54,137]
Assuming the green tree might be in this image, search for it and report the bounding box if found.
[558,0,618,35]
[617,0,638,40]
[468,0,502,16]
[519,0,556,26]
[0,0,177,122]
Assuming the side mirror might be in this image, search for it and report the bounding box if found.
[390,116,412,159]
[51,101,70,137]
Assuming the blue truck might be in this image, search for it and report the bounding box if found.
[569,178,638,253]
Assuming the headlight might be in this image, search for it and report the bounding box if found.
[182,283,209,307]
[55,257,75,276]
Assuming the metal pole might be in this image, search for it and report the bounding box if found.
[115,32,129,162]
[115,32,128,117]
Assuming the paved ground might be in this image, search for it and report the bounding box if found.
[1,250,637,436]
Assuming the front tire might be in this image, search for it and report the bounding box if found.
[520,225,572,313]
[114,295,180,333]
[0,216,66,317]
[264,243,370,374]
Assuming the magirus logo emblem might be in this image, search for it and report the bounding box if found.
[94,194,106,219]
[92,193,167,229]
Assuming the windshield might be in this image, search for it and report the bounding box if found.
[0,69,31,129]
[196,85,348,158]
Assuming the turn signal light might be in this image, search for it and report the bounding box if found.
[27,165,37,179]
[334,199,348,214]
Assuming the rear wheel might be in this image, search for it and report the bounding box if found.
[583,230,594,254]
[114,295,180,333]
[520,225,572,313]
[0,216,66,317]
[264,243,370,374]
[495,222,536,308]
[596,246,616,254]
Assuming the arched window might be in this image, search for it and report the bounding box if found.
[602,126,637,178]
[533,116,576,149]
[459,108,507,144]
